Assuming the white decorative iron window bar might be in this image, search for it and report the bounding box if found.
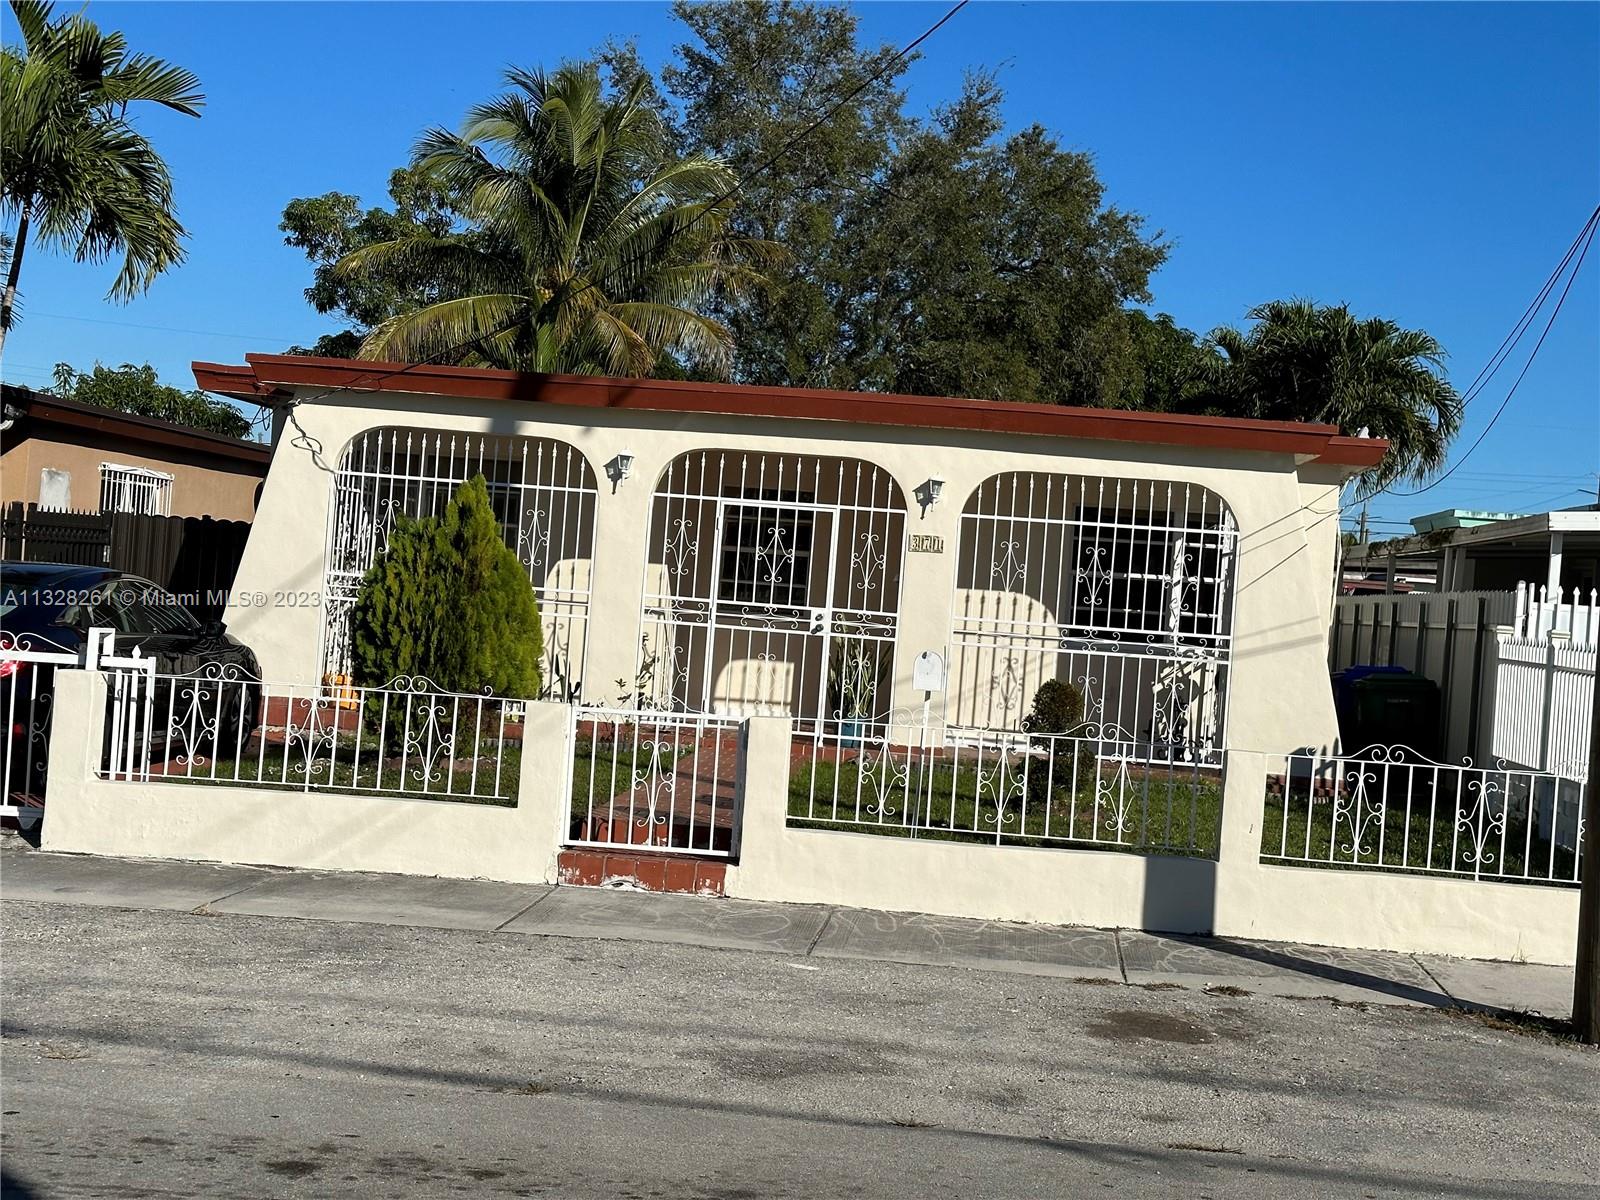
[567,706,743,857]
[99,464,173,516]
[950,473,1236,766]
[323,429,597,702]
[788,716,1222,857]
[636,451,906,731]
[1265,745,1585,885]
[100,663,524,804]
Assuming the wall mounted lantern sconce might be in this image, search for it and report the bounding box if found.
[606,452,635,492]
[915,476,945,517]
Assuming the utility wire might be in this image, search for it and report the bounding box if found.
[249,0,971,416]
[1386,205,1599,499]
[1450,204,1599,412]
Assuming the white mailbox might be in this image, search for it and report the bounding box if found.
[912,650,947,692]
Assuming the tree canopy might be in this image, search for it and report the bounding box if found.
[1183,300,1463,493]
[276,0,1461,485]
[48,361,254,439]
[0,0,203,352]
[300,64,776,375]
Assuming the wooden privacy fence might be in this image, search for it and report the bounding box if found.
[1,502,251,621]
[1328,589,1514,763]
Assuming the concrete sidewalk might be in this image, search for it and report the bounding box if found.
[0,835,1576,1020]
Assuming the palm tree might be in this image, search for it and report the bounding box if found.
[0,0,203,354]
[1197,299,1463,492]
[340,64,776,377]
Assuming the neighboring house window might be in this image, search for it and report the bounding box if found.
[99,464,173,516]
[719,491,814,608]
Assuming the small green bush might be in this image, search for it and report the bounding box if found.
[1022,678,1096,795]
[351,475,543,698]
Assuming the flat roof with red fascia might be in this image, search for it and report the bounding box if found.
[193,352,1387,471]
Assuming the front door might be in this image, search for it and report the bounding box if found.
[637,453,907,733]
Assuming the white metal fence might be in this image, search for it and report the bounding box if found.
[1,630,79,818]
[1265,745,1584,885]
[101,664,525,804]
[635,450,906,729]
[950,473,1236,761]
[787,717,1223,856]
[567,707,743,856]
[1490,584,1597,781]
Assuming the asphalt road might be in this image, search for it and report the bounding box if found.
[2,899,1596,1199]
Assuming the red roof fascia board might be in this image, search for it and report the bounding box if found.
[191,352,1388,470]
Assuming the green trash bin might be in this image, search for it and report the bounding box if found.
[1337,669,1442,761]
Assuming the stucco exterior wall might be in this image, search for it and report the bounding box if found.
[725,718,1579,964]
[0,434,264,519]
[41,679,1578,964]
[42,672,571,885]
[228,388,1346,756]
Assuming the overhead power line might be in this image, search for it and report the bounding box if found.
[1388,203,1599,500]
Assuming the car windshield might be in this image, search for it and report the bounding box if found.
[100,579,202,636]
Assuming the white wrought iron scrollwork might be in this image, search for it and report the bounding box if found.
[322,430,597,703]
[631,738,679,829]
[850,531,886,596]
[663,518,697,579]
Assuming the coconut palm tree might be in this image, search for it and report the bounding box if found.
[0,0,203,353]
[340,65,777,377]
[1197,299,1463,492]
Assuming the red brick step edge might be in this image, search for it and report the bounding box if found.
[557,848,725,897]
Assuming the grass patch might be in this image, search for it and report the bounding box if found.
[1260,771,1580,884]
[787,751,1223,857]
[125,728,521,805]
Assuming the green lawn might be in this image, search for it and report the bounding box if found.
[787,752,1224,857]
[130,732,522,806]
[1260,776,1581,883]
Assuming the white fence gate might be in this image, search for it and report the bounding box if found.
[1,629,154,820]
[1491,584,1597,780]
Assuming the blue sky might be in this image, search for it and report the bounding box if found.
[3,1,1596,532]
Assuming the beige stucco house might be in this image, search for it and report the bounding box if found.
[195,353,1381,761]
[1,384,268,521]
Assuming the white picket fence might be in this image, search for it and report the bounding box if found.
[1490,584,1597,781]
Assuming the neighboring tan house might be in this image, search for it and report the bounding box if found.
[196,352,1383,759]
[0,383,269,521]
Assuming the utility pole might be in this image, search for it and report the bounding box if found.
[1357,500,1369,545]
[1575,659,1600,1043]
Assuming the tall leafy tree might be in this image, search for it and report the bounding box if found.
[1190,299,1463,491]
[665,0,909,388]
[336,63,775,376]
[845,75,1169,406]
[47,361,253,438]
[0,0,203,352]
[279,166,464,358]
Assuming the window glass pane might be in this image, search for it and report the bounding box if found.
[718,492,814,607]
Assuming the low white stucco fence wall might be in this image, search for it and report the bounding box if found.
[42,672,572,885]
[723,720,1581,965]
[38,676,1581,965]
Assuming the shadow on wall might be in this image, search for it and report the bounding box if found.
[1141,854,1216,937]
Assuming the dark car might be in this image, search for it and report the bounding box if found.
[1,564,262,799]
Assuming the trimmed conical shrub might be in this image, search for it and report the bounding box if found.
[351,475,543,698]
